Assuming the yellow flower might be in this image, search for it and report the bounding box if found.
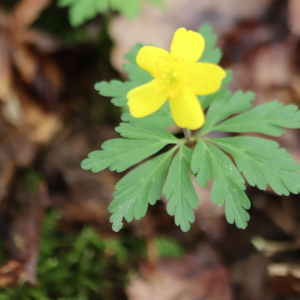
[127,28,226,130]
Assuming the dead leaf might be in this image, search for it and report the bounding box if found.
[127,244,232,300]
[23,29,59,53]
[9,0,52,30]
[193,179,226,240]
[5,183,47,286]
[231,253,269,299]
[252,236,300,256]
[288,0,300,35]
[253,43,291,87]
[0,157,16,204]
[2,130,40,167]
[268,263,300,278]
[0,259,25,288]
[0,36,13,102]
[2,93,23,126]
[15,87,62,144]
[20,104,62,144]
[255,194,300,240]
[0,1,63,128]
[40,129,117,230]
[268,263,300,295]
[12,45,39,84]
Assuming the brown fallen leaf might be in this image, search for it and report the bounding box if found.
[268,263,300,296]
[18,184,47,285]
[193,179,226,240]
[22,29,59,53]
[288,0,300,35]
[126,244,232,300]
[0,259,25,288]
[12,45,39,84]
[0,0,63,127]
[2,183,47,286]
[252,236,300,256]
[255,194,300,240]
[18,91,62,144]
[0,35,12,102]
[252,43,292,92]
[0,157,16,204]
[231,253,269,300]
[40,129,117,231]
[55,169,116,230]
[9,0,52,31]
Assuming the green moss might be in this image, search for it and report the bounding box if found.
[0,210,184,300]
[0,211,129,300]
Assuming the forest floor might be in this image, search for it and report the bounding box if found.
[1,0,300,299]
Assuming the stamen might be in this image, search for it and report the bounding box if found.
[152,55,187,97]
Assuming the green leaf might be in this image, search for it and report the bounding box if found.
[95,0,110,12]
[81,122,178,172]
[147,0,165,8]
[123,44,153,84]
[58,0,76,7]
[109,0,123,9]
[210,136,300,195]
[58,0,103,27]
[94,80,136,107]
[198,24,222,64]
[190,138,213,188]
[164,146,199,232]
[191,140,250,229]
[200,91,255,135]
[116,120,177,141]
[154,237,183,259]
[118,0,142,20]
[212,101,300,136]
[109,150,174,231]
[59,0,165,26]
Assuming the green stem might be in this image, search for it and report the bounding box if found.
[183,128,191,141]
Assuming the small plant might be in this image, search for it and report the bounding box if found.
[81,24,300,232]
[0,211,183,299]
[58,0,165,27]
[0,212,129,300]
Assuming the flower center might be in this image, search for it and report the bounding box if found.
[152,55,187,97]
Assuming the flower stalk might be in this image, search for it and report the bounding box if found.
[183,128,191,141]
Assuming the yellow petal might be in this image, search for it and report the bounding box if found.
[185,63,226,95]
[170,28,205,63]
[136,46,170,77]
[127,79,168,118]
[169,87,205,130]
